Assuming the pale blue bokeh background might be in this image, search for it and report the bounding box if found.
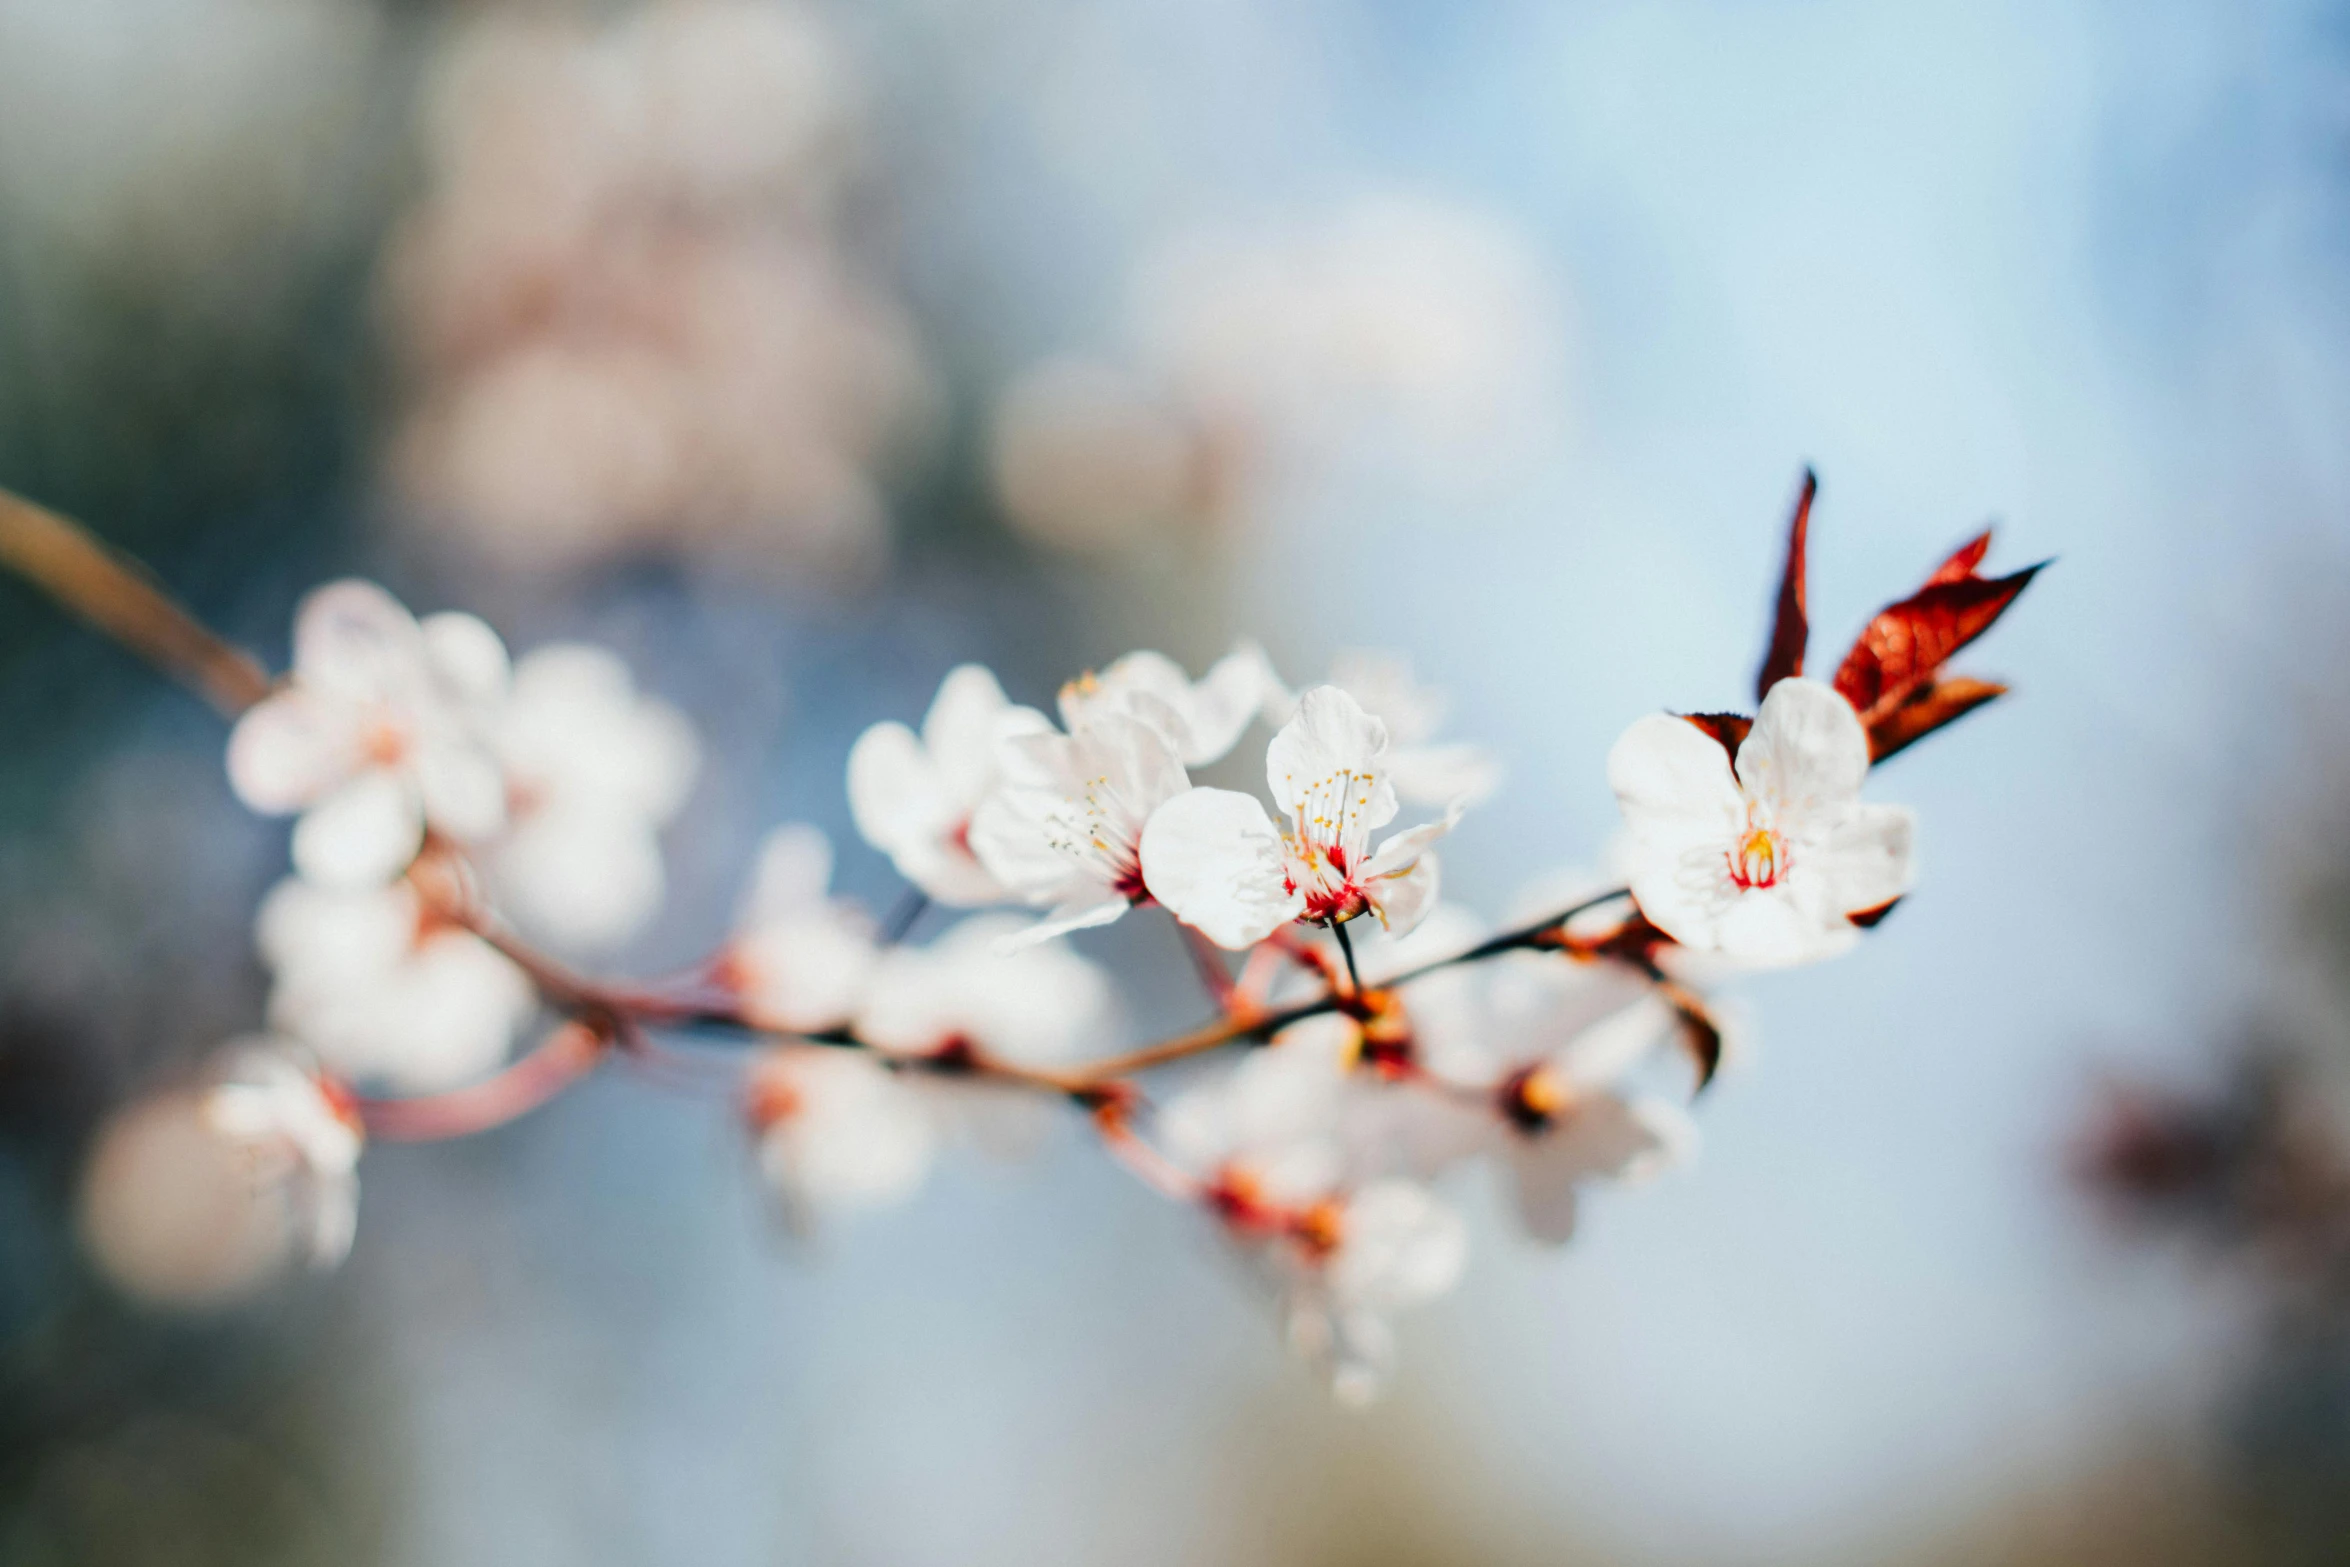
[8,1,2349,1562]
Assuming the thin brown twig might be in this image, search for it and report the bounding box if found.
[0,486,271,719]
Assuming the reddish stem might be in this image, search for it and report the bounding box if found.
[357,1021,611,1142]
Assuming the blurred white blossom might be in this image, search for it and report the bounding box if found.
[257,875,536,1094]
[381,0,929,573]
[227,580,509,888]
[848,664,1045,905]
[1283,1179,1467,1407]
[490,642,700,952]
[1263,648,1502,809]
[746,1046,935,1229]
[77,1042,361,1308]
[720,822,880,1033]
[203,1043,364,1269]
[1057,642,1270,768]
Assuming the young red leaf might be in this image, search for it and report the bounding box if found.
[1833,561,2043,723]
[1866,676,2007,763]
[1755,468,1817,701]
[1679,711,1753,762]
[1924,530,1992,587]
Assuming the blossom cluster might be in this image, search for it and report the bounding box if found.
[73,473,2038,1402]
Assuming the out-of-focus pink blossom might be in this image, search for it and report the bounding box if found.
[380,0,929,574]
[989,193,1569,555]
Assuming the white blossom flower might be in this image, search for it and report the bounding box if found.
[1284,1178,1468,1406]
[1055,642,1270,767]
[256,875,537,1094]
[968,707,1190,945]
[1609,677,1915,968]
[1140,686,1462,949]
[719,824,880,1034]
[745,1046,935,1229]
[847,665,1047,905]
[489,642,700,952]
[204,1044,365,1270]
[1263,649,1501,808]
[227,581,510,888]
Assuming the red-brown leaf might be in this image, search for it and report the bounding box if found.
[1866,677,2007,763]
[1679,711,1753,762]
[1668,987,1724,1092]
[1755,468,1816,701]
[1924,530,1992,587]
[1834,562,2043,723]
[1847,897,1903,929]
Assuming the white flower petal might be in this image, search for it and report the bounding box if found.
[226,691,351,814]
[740,823,836,927]
[1362,796,1465,882]
[1266,687,1397,849]
[1187,642,1275,764]
[846,720,936,853]
[753,1049,936,1225]
[292,580,425,702]
[996,894,1132,947]
[1508,1161,1583,1245]
[1328,1180,1466,1311]
[495,806,667,952]
[1328,648,1447,744]
[1809,802,1916,918]
[730,916,877,1034]
[420,611,511,707]
[1364,853,1439,938]
[1712,886,1858,969]
[291,773,425,887]
[920,664,1014,802]
[1608,713,1744,847]
[414,738,507,842]
[1139,787,1303,949]
[1548,996,1674,1088]
[1738,677,1868,827]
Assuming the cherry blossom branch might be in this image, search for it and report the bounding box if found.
[0,485,271,719]
[0,486,1696,1156]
